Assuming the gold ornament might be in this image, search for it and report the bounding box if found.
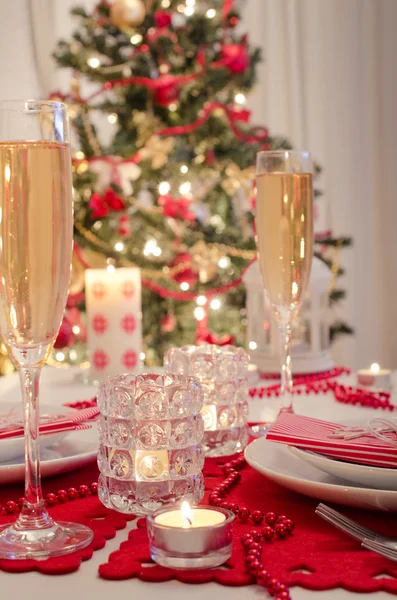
[140,135,175,169]
[133,111,163,147]
[221,163,255,197]
[110,0,146,30]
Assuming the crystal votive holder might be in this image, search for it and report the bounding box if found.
[147,506,234,569]
[96,373,205,515]
[164,345,250,457]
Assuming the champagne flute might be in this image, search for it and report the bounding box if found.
[0,100,93,559]
[255,151,313,414]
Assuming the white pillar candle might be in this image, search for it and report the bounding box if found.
[357,362,392,390]
[85,266,142,379]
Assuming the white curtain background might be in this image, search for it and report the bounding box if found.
[1,0,397,369]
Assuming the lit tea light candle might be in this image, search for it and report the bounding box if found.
[357,362,392,390]
[147,502,234,569]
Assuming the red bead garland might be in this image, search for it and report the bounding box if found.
[249,367,396,412]
[208,456,293,599]
[0,482,98,517]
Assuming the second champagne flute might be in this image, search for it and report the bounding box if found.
[255,150,314,415]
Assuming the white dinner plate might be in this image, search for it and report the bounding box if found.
[289,446,397,491]
[245,437,397,511]
[0,427,97,484]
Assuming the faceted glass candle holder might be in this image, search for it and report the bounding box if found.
[164,345,250,457]
[97,373,205,515]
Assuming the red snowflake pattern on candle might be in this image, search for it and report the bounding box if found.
[122,350,138,370]
[121,314,136,334]
[92,282,106,300]
[92,349,110,371]
[121,281,135,299]
[92,314,108,335]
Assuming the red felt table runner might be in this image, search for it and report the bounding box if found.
[0,461,134,574]
[99,456,397,594]
[0,455,397,594]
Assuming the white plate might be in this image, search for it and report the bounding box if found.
[0,428,97,484]
[245,437,397,511]
[0,402,79,463]
[289,446,397,491]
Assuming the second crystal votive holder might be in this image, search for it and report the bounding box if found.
[164,345,250,457]
[97,373,205,516]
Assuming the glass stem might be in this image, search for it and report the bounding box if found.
[14,367,53,531]
[279,320,293,413]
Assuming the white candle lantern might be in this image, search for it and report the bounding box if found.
[85,267,142,380]
[243,256,333,374]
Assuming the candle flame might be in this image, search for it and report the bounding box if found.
[370,363,380,374]
[181,501,193,528]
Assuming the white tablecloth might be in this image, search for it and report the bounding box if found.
[0,367,394,599]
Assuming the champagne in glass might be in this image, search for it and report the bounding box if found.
[255,151,313,413]
[0,100,93,559]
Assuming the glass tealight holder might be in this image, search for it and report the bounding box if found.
[164,345,250,457]
[97,373,205,515]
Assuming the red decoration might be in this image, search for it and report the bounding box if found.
[153,75,180,106]
[198,331,235,346]
[154,10,172,28]
[169,253,199,286]
[158,194,195,221]
[118,214,131,237]
[89,187,125,220]
[122,349,138,369]
[220,44,250,73]
[92,282,107,300]
[92,314,108,335]
[121,314,137,334]
[92,349,110,371]
[54,318,74,348]
[160,311,176,333]
[205,149,215,165]
[121,280,135,299]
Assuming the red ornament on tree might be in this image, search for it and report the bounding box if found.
[154,10,171,28]
[153,75,180,107]
[54,318,74,348]
[118,214,130,237]
[170,253,199,286]
[161,311,176,333]
[158,194,195,221]
[221,44,250,73]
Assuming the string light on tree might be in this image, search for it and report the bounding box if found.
[168,103,178,112]
[72,325,81,335]
[87,56,100,68]
[161,0,170,6]
[194,306,206,321]
[144,239,162,257]
[115,241,125,251]
[249,341,257,350]
[196,295,207,306]
[206,8,216,18]
[180,165,188,174]
[56,352,65,362]
[75,150,85,160]
[179,181,191,195]
[158,181,171,195]
[218,256,231,269]
[210,298,221,310]
[108,113,118,124]
[235,93,246,105]
[130,33,143,45]
[180,282,190,291]
[184,5,195,16]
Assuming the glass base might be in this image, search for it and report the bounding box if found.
[150,543,232,569]
[0,521,93,560]
[203,426,249,457]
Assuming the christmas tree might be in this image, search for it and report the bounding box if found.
[50,0,352,367]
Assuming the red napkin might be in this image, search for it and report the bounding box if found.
[0,406,99,440]
[266,413,397,468]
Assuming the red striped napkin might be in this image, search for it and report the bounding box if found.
[266,413,397,468]
[0,406,99,440]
